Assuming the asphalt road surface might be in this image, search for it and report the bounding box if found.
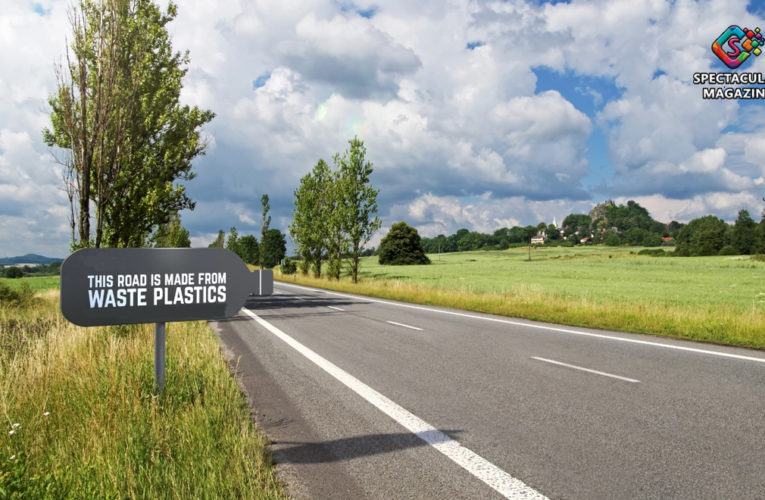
[212,282,765,499]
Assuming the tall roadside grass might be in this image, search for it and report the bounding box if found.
[1,290,286,499]
[276,262,765,350]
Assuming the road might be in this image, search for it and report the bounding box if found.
[212,281,765,499]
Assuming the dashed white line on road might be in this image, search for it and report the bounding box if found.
[386,320,423,331]
[531,356,640,384]
[327,306,345,312]
[241,307,547,499]
[274,282,765,365]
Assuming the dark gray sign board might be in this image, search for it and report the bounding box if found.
[60,248,272,327]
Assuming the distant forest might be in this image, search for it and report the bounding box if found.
[408,200,765,257]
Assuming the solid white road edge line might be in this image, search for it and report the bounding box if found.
[240,307,547,500]
[386,320,424,331]
[531,357,640,384]
[274,282,765,365]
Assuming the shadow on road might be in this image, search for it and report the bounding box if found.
[272,430,464,464]
[243,295,364,310]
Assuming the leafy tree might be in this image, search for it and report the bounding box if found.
[562,214,591,237]
[378,222,430,265]
[44,0,213,249]
[262,229,287,268]
[226,227,241,258]
[675,215,728,256]
[259,194,271,269]
[604,232,622,246]
[239,235,259,265]
[4,267,24,279]
[290,159,332,277]
[150,213,190,247]
[545,224,560,241]
[731,209,756,255]
[325,168,346,280]
[624,227,649,246]
[755,219,765,254]
[666,220,685,236]
[281,257,297,274]
[336,137,381,283]
[208,229,224,248]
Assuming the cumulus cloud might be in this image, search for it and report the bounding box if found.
[3,0,765,257]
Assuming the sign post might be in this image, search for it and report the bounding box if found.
[155,322,166,392]
[60,248,273,392]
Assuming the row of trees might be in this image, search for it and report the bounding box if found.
[45,0,213,250]
[208,226,286,269]
[419,200,682,253]
[290,137,381,283]
[417,200,765,257]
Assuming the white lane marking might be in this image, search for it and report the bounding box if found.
[386,320,424,331]
[531,357,640,384]
[241,307,546,499]
[274,282,765,365]
[327,306,345,312]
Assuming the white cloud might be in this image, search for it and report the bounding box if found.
[3,0,765,257]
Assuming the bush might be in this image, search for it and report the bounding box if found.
[280,258,297,274]
[4,267,23,279]
[379,222,430,265]
[638,248,666,256]
[0,281,36,307]
[718,245,738,256]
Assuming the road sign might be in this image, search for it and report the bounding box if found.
[60,248,273,326]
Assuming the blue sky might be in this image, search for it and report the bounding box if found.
[2,0,765,257]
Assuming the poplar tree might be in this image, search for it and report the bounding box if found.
[44,0,213,249]
[337,137,381,283]
[290,160,332,277]
[259,194,271,269]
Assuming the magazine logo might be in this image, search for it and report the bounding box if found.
[712,25,763,69]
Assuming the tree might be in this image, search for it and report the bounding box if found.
[336,137,381,283]
[378,222,430,265]
[324,168,346,280]
[208,229,224,248]
[150,212,190,247]
[675,215,728,256]
[545,224,560,241]
[731,209,756,255]
[5,267,24,279]
[239,235,259,265]
[562,214,591,237]
[262,229,287,268]
[259,194,271,269]
[226,227,241,258]
[290,159,332,277]
[44,0,214,249]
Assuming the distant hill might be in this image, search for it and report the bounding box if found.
[0,254,63,266]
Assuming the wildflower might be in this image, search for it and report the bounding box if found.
[9,455,15,461]
[43,412,50,417]
[11,423,19,430]
[8,430,14,436]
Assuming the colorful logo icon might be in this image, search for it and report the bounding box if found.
[712,25,763,69]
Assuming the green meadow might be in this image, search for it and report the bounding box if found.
[279,247,765,349]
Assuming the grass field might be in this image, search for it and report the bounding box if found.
[278,247,765,349]
[0,275,59,292]
[0,289,287,498]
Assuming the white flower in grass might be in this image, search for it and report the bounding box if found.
[11,423,19,429]
[9,455,15,461]
[43,412,50,417]
[8,430,14,436]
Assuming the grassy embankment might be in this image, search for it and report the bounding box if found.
[0,280,287,499]
[277,246,765,349]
